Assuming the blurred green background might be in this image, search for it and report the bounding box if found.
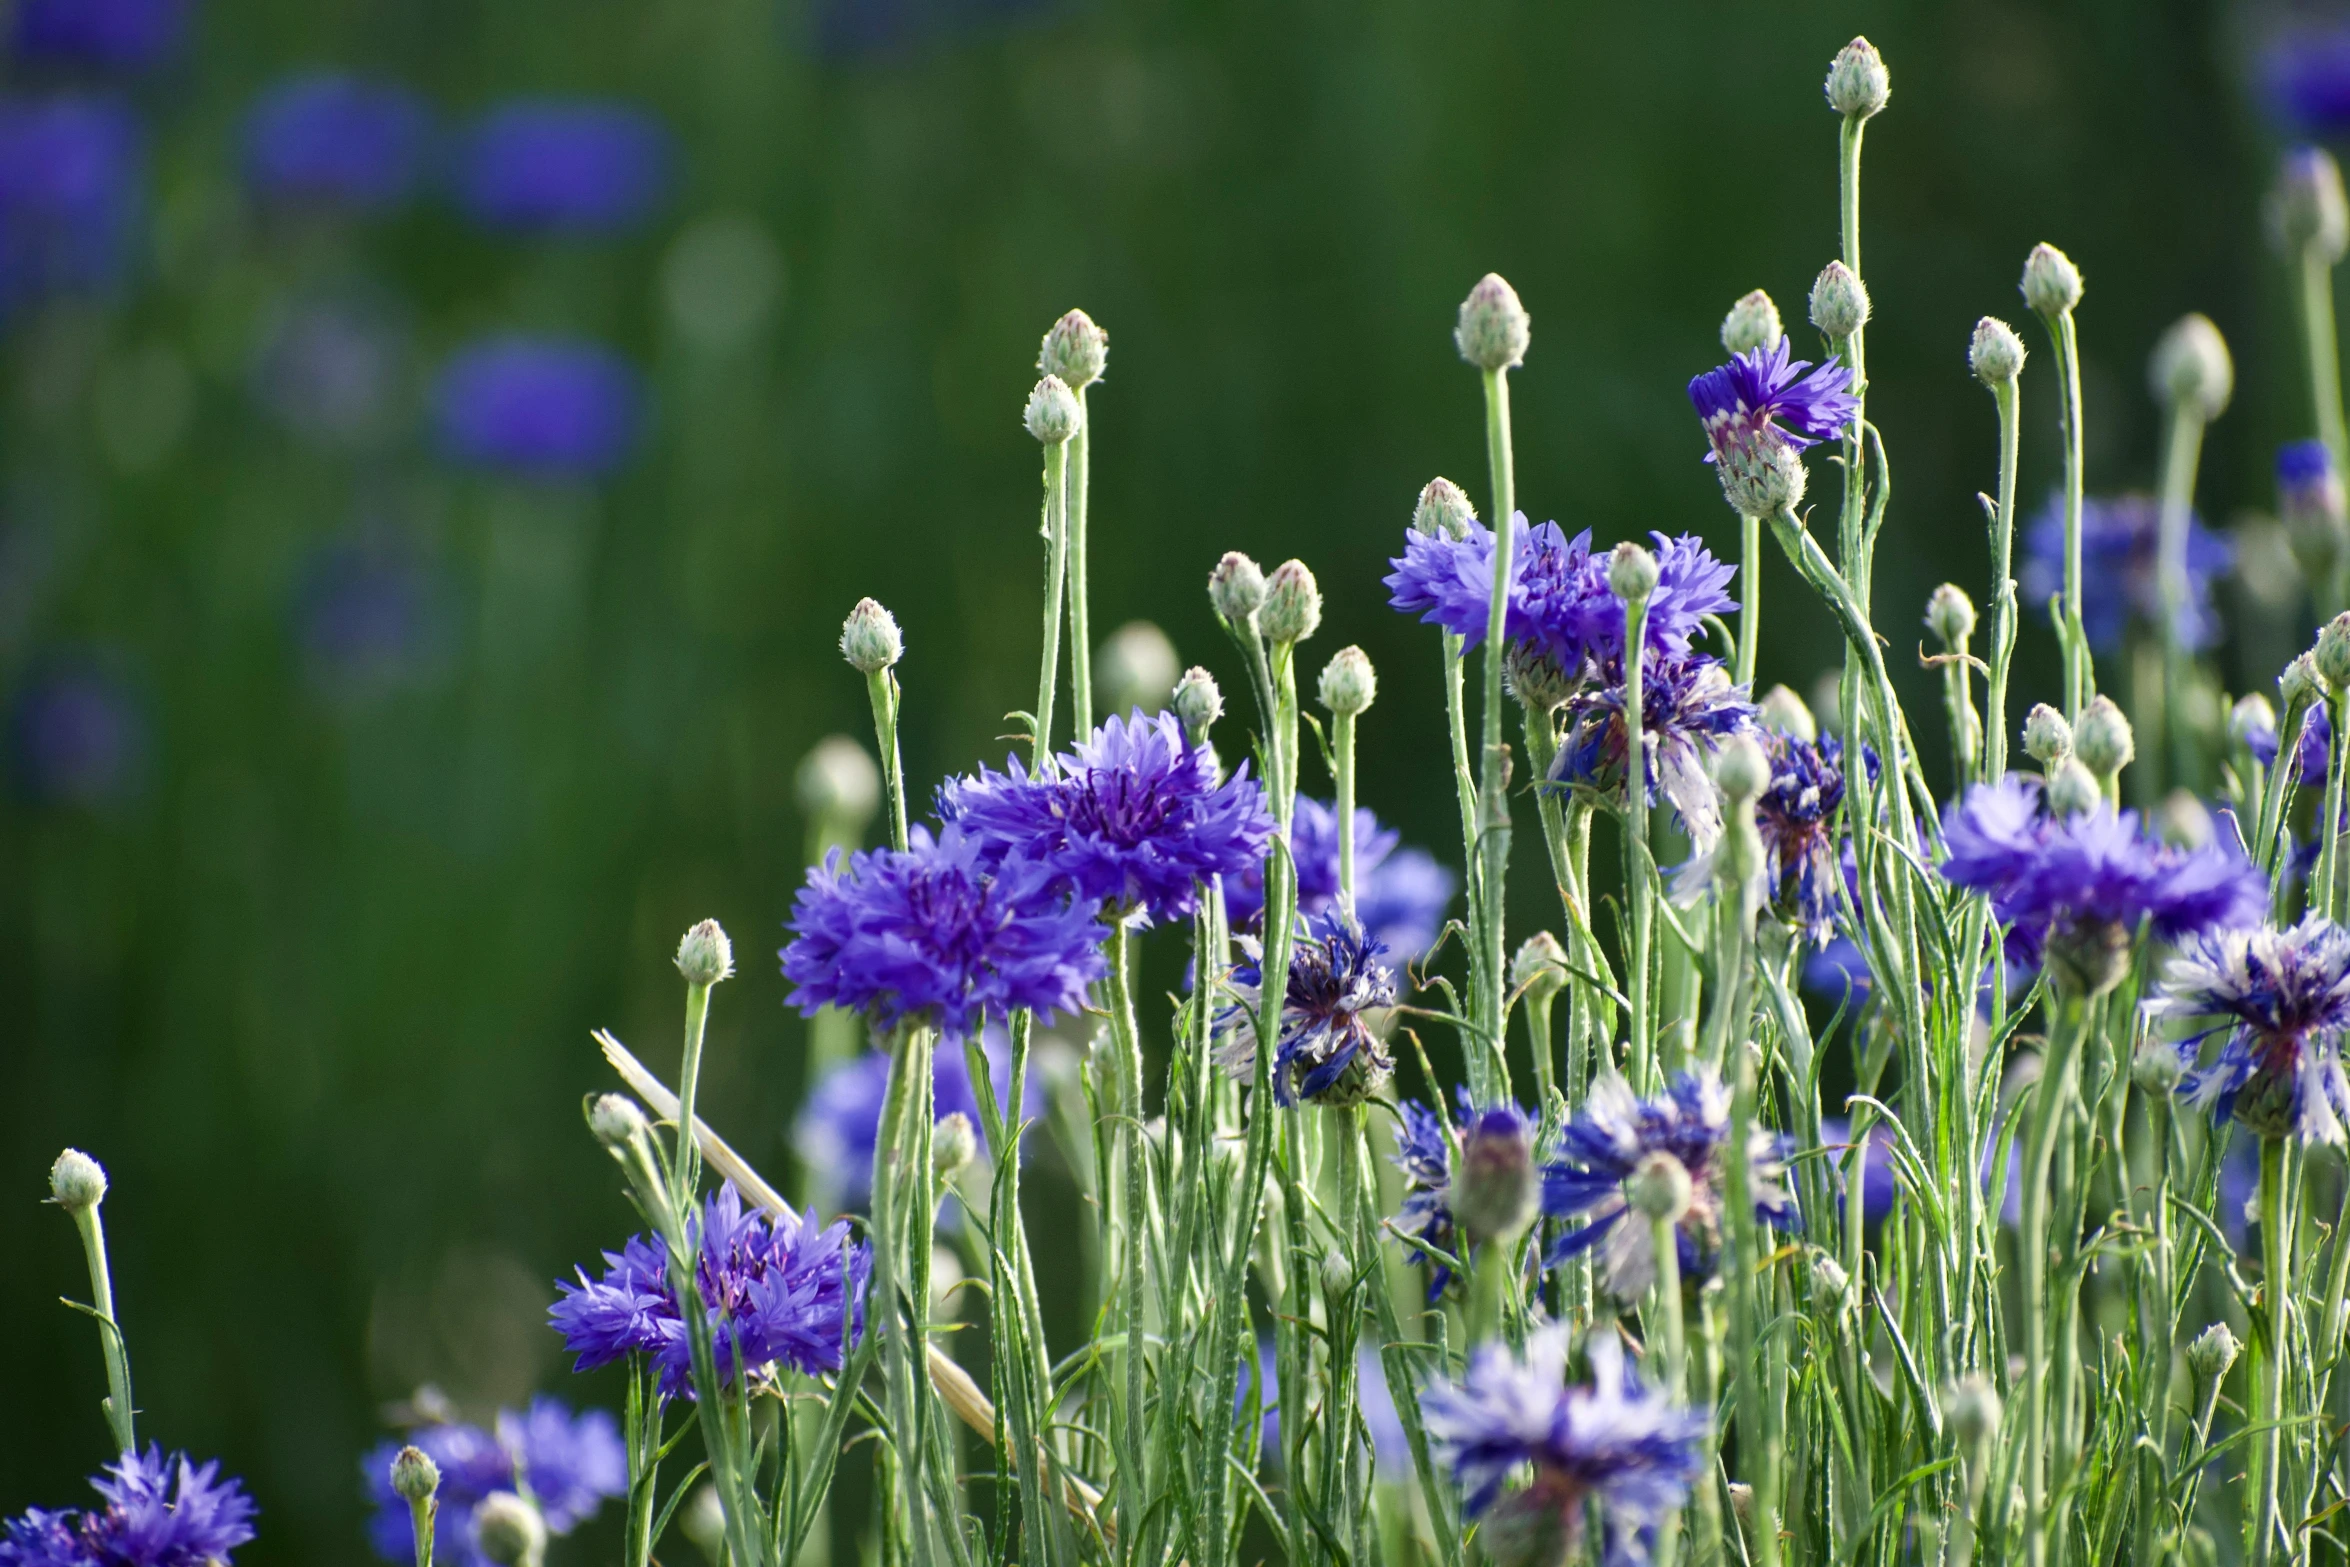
[0,0,2318,1558]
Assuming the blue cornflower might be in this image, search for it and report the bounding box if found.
[449,101,669,236]
[431,336,641,480]
[8,659,144,809]
[794,1027,1032,1205]
[2019,492,2232,655]
[942,708,1273,925]
[2152,916,2350,1145]
[1222,795,1456,961]
[360,1400,622,1567]
[1420,1325,1707,1565]
[1548,650,1757,851]
[1754,731,1865,948]
[1541,1067,1795,1300]
[1216,911,1398,1107]
[242,75,431,211]
[2280,438,2342,519]
[1391,1097,1461,1298]
[2,1448,256,1567]
[2262,24,2350,135]
[1390,1091,1537,1297]
[10,0,188,71]
[0,96,141,311]
[550,1183,871,1399]
[1687,337,1858,498]
[1940,775,2265,993]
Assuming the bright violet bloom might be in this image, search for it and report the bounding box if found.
[794,1027,1032,1204]
[360,1401,622,1567]
[942,708,1273,924]
[1688,340,1858,460]
[1549,650,1757,850]
[242,75,431,211]
[2020,492,2231,655]
[550,1183,870,1399]
[1754,731,1864,948]
[782,824,1105,1039]
[1541,1067,1795,1300]
[2152,915,2350,1145]
[1216,911,1397,1107]
[1222,795,1455,960]
[449,100,670,235]
[1,1448,256,1567]
[1420,1325,1707,1564]
[431,336,641,480]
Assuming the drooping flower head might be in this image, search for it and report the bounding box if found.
[1420,1325,1706,1565]
[1221,795,1455,960]
[242,75,431,211]
[550,1183,870,1398]
[1540,1067,1795,1300]
[2,1448,256,1567]
[1939,775,2265,995]
[361,1401,622,1567]
[1686,339,1858,514]
[431,336,642,480]
[449,100,670,235]
[1216,911,1398,1107]
[2019,492,2232,655]
[794,1027,1035,1205]
[782,823,1106,1039]
[941,708,1273,924]
[2152,915,2350,1145]
[1547,650,1758,850]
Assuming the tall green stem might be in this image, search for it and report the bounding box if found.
[2254,1137,2292,1567]
[2019,995,2086,1567]
[1032,440,1071,768]
[1476,367,1518,1102]
[1105,921,1148,1559]
[1334,706,1358,909]
[68,1201,135,1455]
[867,668,908,854]
[2152,400,2208,799]
[2304,245,2350,482]
[1648,1215,1687,1567]
[1737,510,1762,688]
[1621,590,1653,1087]
[1067,397,1093,737]
[1984,375,2022,782]
[674,980,713,1210]
[2322,692,2349,924]
[2039,308,2092,720]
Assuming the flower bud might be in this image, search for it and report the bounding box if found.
[1715,432,1808,517]
[2320,613,2350,691]
[1809,1250,1850,1304]
[2159,790,2214,851]
[1208,552,1266,622]
[1412,477,1477,539]
[1824,36,1890,119]
[2283,651,2324,712]
[1097,620,1180,716]
[1608,541,1660,603]
[2020,242,2083,317]
[1944,1375,2002,1450]
[840,598,903,673]
[2074,695,2134,782]
[795,735,880,828]
[1260,560,1322,645]
[1453,1107,1538,1245]
[1504,645,1579,713]
[2187,1322,2241,1381]
[1712,733,1771,803]
[1037,308,1108,390]
[473,1493,546,1567]
[390,1445,441,1503]
[675,919,734,986]
[681,1485,726,1565]
[589,1094,649,1150]
[1318,646,1376,716]
[933,1112,978,1179]
[2022,703,2073,767]
[1925,583,1976,649]
[1511,931,1569,1003]
[1171,666,1223,734]
[1970,316,2027,385]
[2047,759,2101,819]
[1720,289,1783,356]
[2231,692,2278,750]
[1809,260,1871,339]
[1627,1149,1693,1224]
[48,1148,106,1212]
[1454,273,1530,373]
[1757,684,1817,742]
[2149,314,2233,424]
[1022,375,1081,444]
[2270,147,2350,265]
[2131,1034,2185,1096]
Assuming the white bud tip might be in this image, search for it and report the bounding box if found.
[1171,666,1224,733]
[2073,695,2135,779]
[2149,313,2233,422]
[1712,733,1771,803]
[1970,316,2026,384]
[1825,36,1890,118]
[1808,260,1871,339]
[391,1445,442,1502]
[2022,703,2073,766]
[2020,243,2083,316]
[1412,476,1477,538]
[2319,613,2350,689]
[1208,552,1266,621]
[1925,583,1976,647]
[1757,684,1818,743]
[589,1093,649,1149]
[1720,289,1783,355]
[1627,1149,1694,1223]
[48,1148,107,1210]
[1260,559,1323,645]
[1096,621,1181,716]
[472,1492,547,1567]
[1511,930,1569,998]
[674,919,734,985]
[1607,541,1660,603]
[795,735,881,826]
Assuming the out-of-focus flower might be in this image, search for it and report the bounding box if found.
[793,1028,1035,1205]
[431,337,641,480]
[361,1400,621,1567]
[449,101,669,236]
[1221,795,1455,961]
[251,293,409,446]
[10,0,190,72]
[2250,699,2330,786]
[2,1447,255,1567]
[2019,492,2231,655]
[293,541,446,700]
[2261,23,2350,136]
[8,659,142,808]
[242,74,430,211]
[0,95,141,311]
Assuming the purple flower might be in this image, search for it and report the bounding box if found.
[1752,731,1864,948]
[2152,916,2350,1145]
[2280,438,2342,519]
[361,1401,622,1567]
[2261,24,2350,134]
[1939,775,2265,990]
[1216,911,1398,1107]
[450,101,669,236]
[1221,795,1455,960]
[782,823,1106,1039]
[2251,700,2329,787]
[1541,1067,1795,1300]
[941,709,1273,924]
[242,75,430,211]
[294,542,446,698]
[1420,1324,1706,1563]
[550,1183,871,1399]
[1802,934,1872,1001]
[794,1027,1034,1204]
[2019,492,2231,656]
[10,0,189,71]
[8,660,142,808]
[3,1448,256,1567]
[0,96,141,310]
[1547,650,1757,850]
[251,293,408,447]
[1686,338,1858,514]
[1391,1097,1461,1299]
[432,337,641,480]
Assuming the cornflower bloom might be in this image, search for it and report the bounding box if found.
[550,1183,870,1398]
[1752,730,1864,947]
[941,708,1272,924]
[10,0,188,71]
[1939,774,2265,994]
[0,97,141,311]
[431,337,641,480]
[794,1027,1032,1205]
[449,101,670,235]
[2262,23,2350,135]
[1420,1325,1707,1565]
[1548,650,1757,850]
[1216,911,1398,1107]
[1686,338,1858,513]
[241,75,430,211]
[1390,1097,1461,1297]
[782,823,1106,1038]
[1540,1067,1795,1300]
[361,1401,623,1567]
[1391,1091,1537,1298]
[1222,795,1456,960]
[2151,915,2350,1144]
[2019,492,2232,655]
[1,1448,255,1567]
[8,660,143,808]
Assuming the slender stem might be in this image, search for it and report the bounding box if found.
[1334,707,1358,911]
[1649,1214,1687,1567]
[2304,245,2350,481]
[2041,308,2092,720]
[1985,376,2022,782]
[2254,1136,2291,1567]
[1738,509,1762,688]
[1067,395,1093,737]
[868,1024,940,1567]
[2322,692,2349,924]
[1477,367,1518,1102]
[674,981,713,1211]
[1621,591,1654,1088]
[1032,440,1070,768]
[1105,921,1147,1560]
[71,1203,135,1455]
[1836,111,1870,592]
[2153,400,2207,799]
[866,669,908,854]
[1444,630,1481,855]
[2019,995,2086,1567]
[408,1493,437,1567]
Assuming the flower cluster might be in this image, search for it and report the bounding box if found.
[1549,650,1758,849]
[1222,795,1455,960]
[361,1401,623,1567]
[2019,492,2232,655]
[2152,915,2350,1144]
[1216,911,1398,1107]
[0,1449,255,1567]
[794,1027,1032,1204]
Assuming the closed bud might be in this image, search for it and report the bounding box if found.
[1171,666,1223,734]
[2020,243,2083,317]
[473,1493,546,1567]
[2320,612,2350,690]
[589,1094,649,1150]
[2047,759,2101,819]
[1505,644,1580,713]
[1512,931,1570,1002]
[2271,147,2350,265]
[2231,692,2278,750]
[2159,789,2214,850]
[1712,733,1771,803]
[1810,668,1847,738]
[1716,432,1808,517]
[2150,314,2233,423]
[1037,308,1108,390]
[840,598,903,673]
[1720,289,1783,356]
[1454,273,1530,373]
[1260,560,1323,644]
[2283,651,2324,712]
[1758,684,1818,742]
[933,1112,978,1179]
[1453,1108,1539,1245]
[680,1485,726,1564]
[675,919,734,986]
[1824,36,1890,119]
[1970,316,2027,385]
[1208,552,1266,622]
[795,735,880,828]
[1023,375,1081,444]
[390,1445,441,1503]
[1627,1149,1693,1224]
[2187,1322,2241,1380]
[1318,645,1376,716]
[1944,1375,2002,1450]
[48,1148,106,1212]
[1608,541,1660,603]
[2074,695,2134,781]
[1810,1250,1850,1304]
[1925,583,1976,648]
[2022,703,2073,767]
[2131,1034,2186,1095]
[1412,477,1477,539]
[1097,621,1180,716]
[1809,260,1871,339]
[1726,1482,1755,1525]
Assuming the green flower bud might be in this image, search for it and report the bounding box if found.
[2047,759,2101,819]
[1037,308,1107,390]
[2020,242,2083,317]
[1608,541,1660,603]
[1809,259,1871,339]
[1944,1375,2002,1450]
[2022,703,2073,767]
[1023,375,1081,444]
[48,1148,106,1212]
[1627,1149,1693,1224]
[675,919,734,986]
[795,735,880,828]
[1412,477,1477,539]
[933,1112,978,1179]
[1318,645,1376,716]
[1824,36,1890,119]
[1720,289,1783,356]
[1171,666,1223,734]
[1712,733,1771,803]
[1097,620,1180,716]
[2283,651,2325,712]
[2320,612,2350,690]
[2149,313,2233,423]
[1809,1250,1850,1306]
[1260,559,1323,645]
[1716,433,1808,517]
[840,597,903,673]
[1757,683,1817,742]
[2131,1033,2185,1095]
[588,1094,649,1150]
[1208,552,1266,623]
[1925,583,1976,649]
[2187,1322,2241,1381]
[1970,316,2027,385]
[2270,147,2350,265]
[473,1493,546,1567]
[2073,696,2134,783]
[391,1445,441,1503]
[1454,273,1530,373]
[2159,789,2214,850]
[1504,645,1580,714]
[1453,1113,1538,1245]
[1511,931,1569,1003]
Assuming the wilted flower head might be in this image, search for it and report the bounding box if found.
[1548,650,1758,851]
[1216,911,1398,1107]
[1222,795,1455,961]
[3,1448,256,1567]
[242,74,431,211]
[431,337,641,480]
[449,100,670,235]
[361,1402,622,1567]
[2021,492,2231,655]
[2152,915,2350,1144]
[794,1028,1033,1205]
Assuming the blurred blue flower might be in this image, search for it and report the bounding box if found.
[10,0,190,72]
[1801,933,1871,1001]
[449,100,669,236]
[0,95,141,311]
[8,659,143,808]
[242,74,431,212]
[2250,698,2329,786]
[293,541,446,699]
[360,1399,622,1567]
[794,1027,1033,1205]
[252,293,409,446]
[1549,649,1757,851]
[1222,796,1455,962]
[431,336,641,480]
[1390,1095,1462,1299]
[2019,492,2231,655]
[2261,23,2350,135]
